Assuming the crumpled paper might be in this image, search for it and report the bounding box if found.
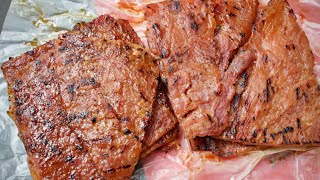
[0,0,96,179]
[0,0,319,179]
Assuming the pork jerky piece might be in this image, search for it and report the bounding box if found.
[144,0,258,137]
[53,16,159,178]
[191,137,262,158]
[142,80,179,158]
[2,42,103,179]
[2,15,159,179]
[144,80,178,147]
[218,0,320,146]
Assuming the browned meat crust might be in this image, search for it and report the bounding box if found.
[2,15,159,179]
[144,0,258,138]
[216,0,320,146]
[191,137,261,157]
[144,80,178,147]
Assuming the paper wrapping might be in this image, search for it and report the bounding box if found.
[0,0,319,179]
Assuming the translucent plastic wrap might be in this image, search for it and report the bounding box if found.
[0,0,319,179]
[93,0,320,179]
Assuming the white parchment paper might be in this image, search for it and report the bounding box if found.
[0,0,97,179]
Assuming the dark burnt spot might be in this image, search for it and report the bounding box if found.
[271,133,276,140]
[253,129,257,138]
[15,98,23,105]
[35,59,41,66]
[233,5,240,10]
[46,122,54,129]
[77,111,88,119]
[58,46,67,52]
[89,77,96,85]
[306,83,311,88]
[27,50,35,56]
[106,169,115,174]
[162,77,168,86]
[70,173,75,179]
[91,117,97,123]
[50,68,55,74]
[16,108,23,116]
[289,9,294,14]
[67,84,75,94]
[263,78,272,102]
[173,1,180,12]
[231,94,241,110]
[76,144,84,151]
[124,45,131,51]
[65,156,74,163]
[228,12,236,17]
[240,71,248,88]
[240,32,245,38]
[51,145,58,152]
[67,113,76,124]
[262,54,268,63]
[13,79,22,91]
[140,92,147,102]
[134,135,139,140]
[318,85,320,92]
[124,129,131,135]
[160,50,168,58]
[263,128,267,136]
[297,118,301,129]
[152,23,160,34]
[282,126,294,134]
[191,21,199,31]
[295,87,301,99]
[122,165,131,169]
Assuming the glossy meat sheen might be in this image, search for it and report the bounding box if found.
[144,0,258,137]
[2,15,159,179]
[218,0,320,145]
[191,137,261,157]
[144,80,178,147]
[2,42,103,179]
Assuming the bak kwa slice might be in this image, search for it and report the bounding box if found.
[216,0,320,146]
[142,80,179,158]
[2,15,159,179]
[144,0,258,138]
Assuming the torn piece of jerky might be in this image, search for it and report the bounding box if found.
[144,0,258,137]
[218,0,320,146]
[144,79,178,147]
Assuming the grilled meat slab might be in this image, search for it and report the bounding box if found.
[144,0,258,137]
[2,43,103,179]
[217,0,320,145]
[2,15,159,179]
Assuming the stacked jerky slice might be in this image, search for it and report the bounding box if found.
[2,15,163,179]
[144,0,320,157]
